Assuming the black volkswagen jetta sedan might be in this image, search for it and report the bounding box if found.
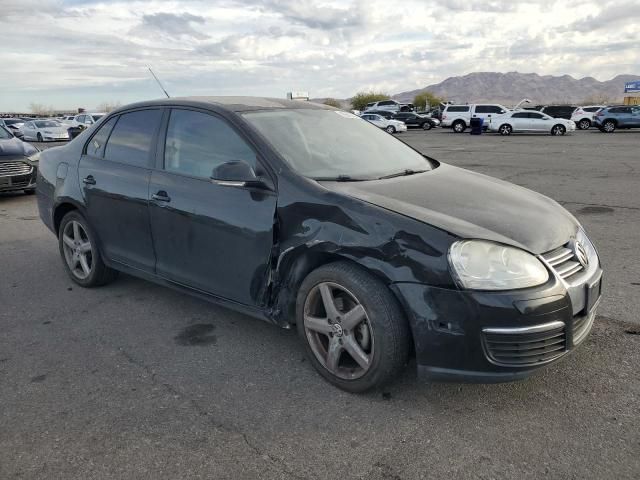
[36,97,603,392]
[0,126,39,194]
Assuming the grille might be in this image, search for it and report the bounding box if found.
[542,244,584,280]
[483,322,567,367]
[0,161,32,177]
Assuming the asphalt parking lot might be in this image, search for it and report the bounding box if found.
[1,129,639,479]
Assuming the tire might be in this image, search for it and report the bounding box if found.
[499,124,512,136]
[551,124,566,136]
[58,211,118,287]
[452,120,466,133]
[385,125,396,134]
[422,122,432,131]
[296,261,410,393]
[578,119,591,130]
[602,120,616,133]
[37,133,43,142]
[23,189,36,195]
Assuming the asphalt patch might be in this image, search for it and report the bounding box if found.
[578,206,615,215]
[174,323,217,346]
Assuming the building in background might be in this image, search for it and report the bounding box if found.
[287,91,309,101]
[623,80,640,105]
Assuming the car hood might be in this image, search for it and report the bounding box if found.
[319,163,578,254]
[0,137,37,158]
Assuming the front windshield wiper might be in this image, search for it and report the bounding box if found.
[378,169,428,180]
[313,175,369,182]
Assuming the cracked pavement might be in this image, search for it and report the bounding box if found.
[1,129,639,479]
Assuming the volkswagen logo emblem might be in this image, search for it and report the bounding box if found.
[574,241,589,268]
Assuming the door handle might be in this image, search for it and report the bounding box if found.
[151,191,171,202]
[82,175,96,185]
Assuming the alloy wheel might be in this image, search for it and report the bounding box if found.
[62,220,93,280]
[499,125,512,135]
[603,121,615,133]
[303,282,374,380]
[579,119,590,130]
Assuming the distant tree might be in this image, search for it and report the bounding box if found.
[29,103,54,116]
[96,101,122,112]
[323,98,342,108]
[413,91,444,111]
[350,91,390,111]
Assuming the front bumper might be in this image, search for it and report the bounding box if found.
[0,159,38,192]
[392,264,602,383]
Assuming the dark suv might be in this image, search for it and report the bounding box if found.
[539,105,577,120]
[37,97,603,392]
[392,112,439,130]
[594,105,640,132]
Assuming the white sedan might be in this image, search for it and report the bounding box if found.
[360,113,407,134]
[21,119,70,142]
[489,111,576,136]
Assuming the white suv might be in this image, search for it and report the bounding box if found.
[570,106,605,130]
[364,100,412,113]
[69,113,106,128]
[442,104,509,132]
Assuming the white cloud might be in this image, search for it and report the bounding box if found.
[0,0,637,111]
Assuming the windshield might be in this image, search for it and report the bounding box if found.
[243,109,432,180]
[35,120,60,128]
[0,126,13,139]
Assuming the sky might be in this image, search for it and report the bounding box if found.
[1,0,638,112]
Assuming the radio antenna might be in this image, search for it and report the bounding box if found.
[148,67,170,98]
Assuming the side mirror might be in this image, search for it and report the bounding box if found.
[211,160,271,190]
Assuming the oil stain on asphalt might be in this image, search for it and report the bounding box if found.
[174,323,217,346]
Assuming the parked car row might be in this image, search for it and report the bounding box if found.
[440,103,640,135]
[359,110,441,134]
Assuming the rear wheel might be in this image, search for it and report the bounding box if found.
[602,120,616,133]
[452,120,466,133]
[297,262,410,393]
[422,122,432,130]
[578,119,591,130]
[499,124,512,136]
[385,125,396,134]
[551,124,566,136]
[58,211,118,287]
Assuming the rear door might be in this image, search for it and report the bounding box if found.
[148,108,277,306]
[510,112,530,131]
[78,109,163,272]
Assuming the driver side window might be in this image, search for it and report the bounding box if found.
[164,109,257,180]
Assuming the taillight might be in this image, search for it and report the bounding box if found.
[442,115,447,120]
[596,111,604,116]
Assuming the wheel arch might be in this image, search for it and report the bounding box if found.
[53,199,86,235]
[270,243,405,326]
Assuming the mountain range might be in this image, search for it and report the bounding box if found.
[391,72,639,106]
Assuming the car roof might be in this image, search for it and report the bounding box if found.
[110,96,333,114]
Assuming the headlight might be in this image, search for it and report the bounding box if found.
[448,240,549,290]
[28,151,41,164]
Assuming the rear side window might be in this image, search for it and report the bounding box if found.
[512,112,528,118]
[379,101,395,106]
[584,107,600,112]
[104,109,163,167]
[164,109,256,180]
[475,105,503,114]
[446,106,470,113]
[87,116,117,157]
[528,112,544,119]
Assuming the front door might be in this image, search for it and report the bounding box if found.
[148,108,277,307]
[78,109,163,272]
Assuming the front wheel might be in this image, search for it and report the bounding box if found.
[58,211,118,287]
[551,124,566,136]
[37,133,43,142]
[499,124,512,135]
[297,262,410,393]
[385,125,396,134]
[422,122,432,130]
